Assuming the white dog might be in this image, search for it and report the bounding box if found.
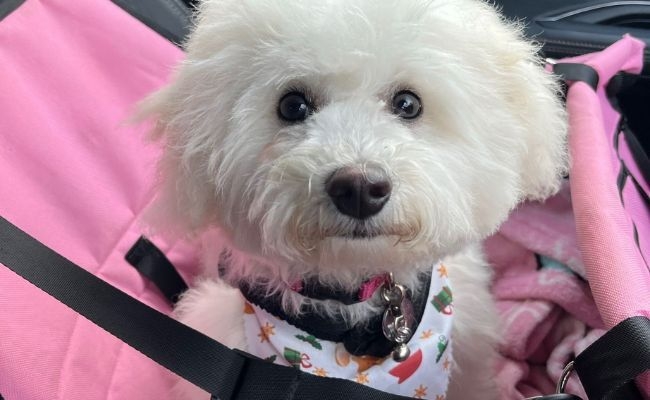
[141,0,567,398]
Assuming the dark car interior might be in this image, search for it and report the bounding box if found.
[496,0,650,155]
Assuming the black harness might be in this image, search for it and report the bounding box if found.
[238,272,432,358]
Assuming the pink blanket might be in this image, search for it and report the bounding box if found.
[487,182,605,399]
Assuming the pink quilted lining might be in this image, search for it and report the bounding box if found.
[0,0,185,399]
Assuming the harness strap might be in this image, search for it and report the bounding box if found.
[125,236,188,303]
[239,272,432,358]
[0,216,411,400]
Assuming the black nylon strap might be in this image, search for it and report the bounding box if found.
[110,0,191,47]
[604,381,643,400]
[0,216,412,400]
[574,316,650,400]
[553,63,600,91]
[0,0,26,22]
[621,124,650,189]
[125,236,188,303]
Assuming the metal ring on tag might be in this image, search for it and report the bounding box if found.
[521,361,581,400]
[381,283,405,306]
[387,272,395,288]
[556,361,575,393]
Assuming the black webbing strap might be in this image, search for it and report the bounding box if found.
[553,63,600,91]
[125,236,188,303]
[574,316,650,400]
[0,216,412,400]
[621,124,650,188]
[0,0,25,22]
[109,0,191,48]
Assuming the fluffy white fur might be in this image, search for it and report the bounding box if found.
[141,0,567,399]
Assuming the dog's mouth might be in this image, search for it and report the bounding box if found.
[318,223,416,242]
[345,226,381,240]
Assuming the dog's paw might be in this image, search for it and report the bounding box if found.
[172,279,247,400]
[174,278,247,348]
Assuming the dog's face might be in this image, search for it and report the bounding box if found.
[145,0,566,282]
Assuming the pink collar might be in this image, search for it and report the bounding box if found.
[290,274,389,304]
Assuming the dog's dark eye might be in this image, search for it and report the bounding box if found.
[392,90,422,120]
[278,92,311,122]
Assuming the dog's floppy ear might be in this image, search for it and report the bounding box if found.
[136,79,224,235]
[433,1,568,203]
[508,55,568,201]
[481,10,568,202]
[135,0,264,235]
[468,1,568,201]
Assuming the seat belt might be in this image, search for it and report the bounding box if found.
[0,216,411,400]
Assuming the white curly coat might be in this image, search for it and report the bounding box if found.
[141,0,568,398]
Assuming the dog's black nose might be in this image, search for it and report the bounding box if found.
[325,166,392,220]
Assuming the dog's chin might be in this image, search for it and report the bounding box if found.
[313,232,430,272]
[321,221,417,241]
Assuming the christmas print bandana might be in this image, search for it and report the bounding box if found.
[242,263,454,399]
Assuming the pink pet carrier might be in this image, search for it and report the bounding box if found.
[0,1,648,399]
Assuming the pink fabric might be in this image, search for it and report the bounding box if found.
[563,36,650,328]
[564,37,650,398]
[569,82,650,400]
[0,1,188,399]
[486,184,605,399]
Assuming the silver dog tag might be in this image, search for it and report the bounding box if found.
[381,274,415,362]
